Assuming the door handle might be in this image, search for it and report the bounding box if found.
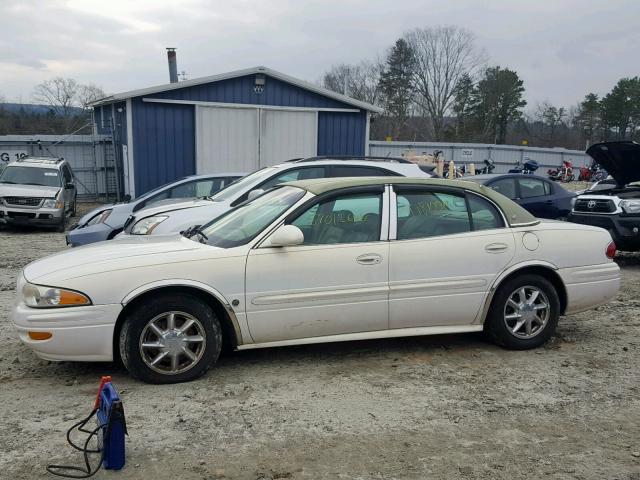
[545,200,553,204]
[485,243,508,253]
[356,253,382,265]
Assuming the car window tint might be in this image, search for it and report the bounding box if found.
[487,178,517,199]
[467,194,504,231]
[260,167,325,191]
[330,166,396,177]
[518,178,548,198]
[396,191,470,240]
[291,192,382,245]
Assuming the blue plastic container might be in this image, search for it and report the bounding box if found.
[96,382,126,470]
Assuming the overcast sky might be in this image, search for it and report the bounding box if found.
[1,0,639,110]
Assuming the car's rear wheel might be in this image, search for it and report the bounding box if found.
[485,274,560,350]
[119,294,222,383]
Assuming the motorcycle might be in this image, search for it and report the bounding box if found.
[509,159,539,174]
[547,160,574,182]
[478,158,495,174]
[578,162,606,182]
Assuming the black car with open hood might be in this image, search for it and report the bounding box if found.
[569,141,640,251]
[586,141,640,187]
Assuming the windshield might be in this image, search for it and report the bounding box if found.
[200,186,305,248]
[210,167,277,202]
[0,166,61,187]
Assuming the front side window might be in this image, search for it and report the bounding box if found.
[290,191,382,245]
[488,178,517,199]
[0,166,61,187]
[396,190,470,240]
[518,178,549,198]
[170,179,225,199]
[259,167,326,191]
[201,186,305,248]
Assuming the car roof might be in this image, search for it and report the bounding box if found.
[183,172,246,180]
[6,157,66,169]
[284,177,537,227]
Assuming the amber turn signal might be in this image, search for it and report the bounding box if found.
[59,290,91,306]
[28,331,52,340]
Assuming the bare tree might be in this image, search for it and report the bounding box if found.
[32,77,80,118]
[405,26,485,140]
[322,60,383,105]
[77,84,107,109]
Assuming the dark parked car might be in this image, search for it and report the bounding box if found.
[467,173,576,219]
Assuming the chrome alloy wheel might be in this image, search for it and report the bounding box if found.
[139,311,206,375]
[503,286,550,339]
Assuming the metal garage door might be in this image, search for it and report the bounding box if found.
[196,107,317,172]
[259,110,317,166]
[196,106,259,173]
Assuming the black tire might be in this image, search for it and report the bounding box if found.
[485,274,560,350]
[119,294,222,384]
[71,196,77,217]
[56,214,66,233]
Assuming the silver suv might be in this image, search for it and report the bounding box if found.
[0,156,77,231]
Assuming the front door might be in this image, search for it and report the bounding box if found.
[389,186,515,329]
[245,187,389,343]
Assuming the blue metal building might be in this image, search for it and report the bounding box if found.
[92,66,382,197]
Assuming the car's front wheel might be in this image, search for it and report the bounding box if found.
[485,274,560,350]
[119,294,222,383]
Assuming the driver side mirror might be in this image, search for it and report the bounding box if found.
[247,188,265,201]
[265,225,304,247]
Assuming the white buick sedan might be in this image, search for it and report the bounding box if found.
[13,178,620,383]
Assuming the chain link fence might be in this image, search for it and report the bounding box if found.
[0,134,122,201]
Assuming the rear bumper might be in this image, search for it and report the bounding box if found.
[568,212,640,251]
[558,263,620,315]
[0,205,63,226]
[11,302,122,361]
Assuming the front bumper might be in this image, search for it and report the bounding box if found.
[568,212,640,251]
[66,223,116,247]
[0,205,63,226]
[12,302,122,362]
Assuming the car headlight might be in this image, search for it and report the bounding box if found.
[43,198,64,209]
[22,283,91,308]
[620,200,640,214]
[131,215,168,235]
[86,209,113,226]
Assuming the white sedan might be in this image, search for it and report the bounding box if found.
[13,178,620,383]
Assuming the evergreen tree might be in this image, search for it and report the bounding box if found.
[378,38,415,139]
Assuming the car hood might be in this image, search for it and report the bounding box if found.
[23,234,207,283]
[586,141,640,187]
[0,184,60,198]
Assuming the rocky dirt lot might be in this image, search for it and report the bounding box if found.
[0,204,638,479]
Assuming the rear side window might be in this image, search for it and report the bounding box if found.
[396,190,471,240]
[518,178,549,198]
[487,178,517,199]
[331,166,399,177]
[467,194,504,231]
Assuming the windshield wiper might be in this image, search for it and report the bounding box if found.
[182,225,208,243]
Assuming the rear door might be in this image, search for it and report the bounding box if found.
[516,177,557,218]
[388,185,515,328]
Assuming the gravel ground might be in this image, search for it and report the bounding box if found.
[0,202,638,480]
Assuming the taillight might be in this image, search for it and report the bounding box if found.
[606,241,616,259]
